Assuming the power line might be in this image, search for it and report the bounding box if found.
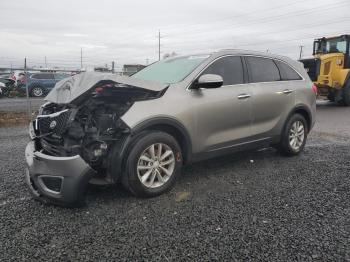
[165,1,350,38]
[164,18,350,51]
[157,0,312,33]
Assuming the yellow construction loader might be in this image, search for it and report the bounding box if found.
[300,35,350,105]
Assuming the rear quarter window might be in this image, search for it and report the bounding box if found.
[246,56,280,83]
[275,61,302,81]
[30,74,41,79]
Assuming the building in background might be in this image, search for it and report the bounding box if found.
[122,64,146,76]
[94,66,111,73]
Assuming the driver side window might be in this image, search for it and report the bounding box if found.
[201,56,244,86]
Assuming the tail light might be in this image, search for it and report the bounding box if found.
[95,86,104,93]
[311,84,318,95]
[94,83,114,94]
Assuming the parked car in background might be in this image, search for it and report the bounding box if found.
[22,72,70,97]
[0,82,5,97]
[0,73,12,79]
[10,71,25,84]
[0,78,16,97]
[25,50,316,206]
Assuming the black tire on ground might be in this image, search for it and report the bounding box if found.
[327,92,335,102]
[122,131,183,197]
[277,113,308,156]
[340,80,350,106]
[30,86,44,97]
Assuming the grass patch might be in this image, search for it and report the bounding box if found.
[0,111,37,127]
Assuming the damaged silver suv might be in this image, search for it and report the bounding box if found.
[25,50,316,206]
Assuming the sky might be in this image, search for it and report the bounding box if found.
[0,0,349,71]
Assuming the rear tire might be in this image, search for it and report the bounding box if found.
[278,114,308,156]
[122,131,183,197]
[327,92,335,102]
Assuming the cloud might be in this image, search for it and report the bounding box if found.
[63,33,90,38]
[80,44,107,49]
[0,0,349,69]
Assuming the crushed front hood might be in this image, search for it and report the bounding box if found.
[45,72,169,104]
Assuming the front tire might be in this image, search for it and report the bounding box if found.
[278,114,308,156]
[122,131,183,197]
[340,80,350,106]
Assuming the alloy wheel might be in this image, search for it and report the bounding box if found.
[289,120,305,151]
[32,87,43,97]
[137,143,175,188]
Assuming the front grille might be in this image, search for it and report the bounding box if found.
[36,109,71,156]
[37,109,71,136]
[40,137,62,156]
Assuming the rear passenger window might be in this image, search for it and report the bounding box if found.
[31,74,54,80]
[54,74,69,80]
[31,74,40,79]
[42,74,54,79]
[246,57,280,83]
[275,61,302,80]
[201,56,244,85]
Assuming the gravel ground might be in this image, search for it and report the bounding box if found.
[0,104,349,261]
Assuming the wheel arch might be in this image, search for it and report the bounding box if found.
[28,84,45,96]
[288,105,312,132]
[131,117,193,164]
[107,117,193,183]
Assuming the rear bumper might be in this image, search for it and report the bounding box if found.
[25,141,96,206]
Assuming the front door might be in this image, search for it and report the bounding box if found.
[190,56,253,153]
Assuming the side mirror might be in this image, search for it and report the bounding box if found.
[194,74,223,89]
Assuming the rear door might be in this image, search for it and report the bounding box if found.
[192,56,253,152]
[42,73,56,89]
[245,56,296,138]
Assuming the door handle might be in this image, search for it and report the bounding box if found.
[237,94,251,99]
[276,89,293,95]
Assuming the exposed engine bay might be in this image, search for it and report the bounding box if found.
[32,80,167,176]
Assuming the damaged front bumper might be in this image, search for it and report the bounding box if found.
[25,140,96,206]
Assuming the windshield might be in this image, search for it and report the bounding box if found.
[132,55,209,84]
[315,37,347,54]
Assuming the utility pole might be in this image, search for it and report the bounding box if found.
[24,58,32,121]
[158,30,161,61]
[299,45,304,59]
[44,56,47,68]
[112,61,115,74]
[80,48,83,70]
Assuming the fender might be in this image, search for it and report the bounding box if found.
[131,117,193,163]
[287,104,313,131]
[107,117,193,182]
